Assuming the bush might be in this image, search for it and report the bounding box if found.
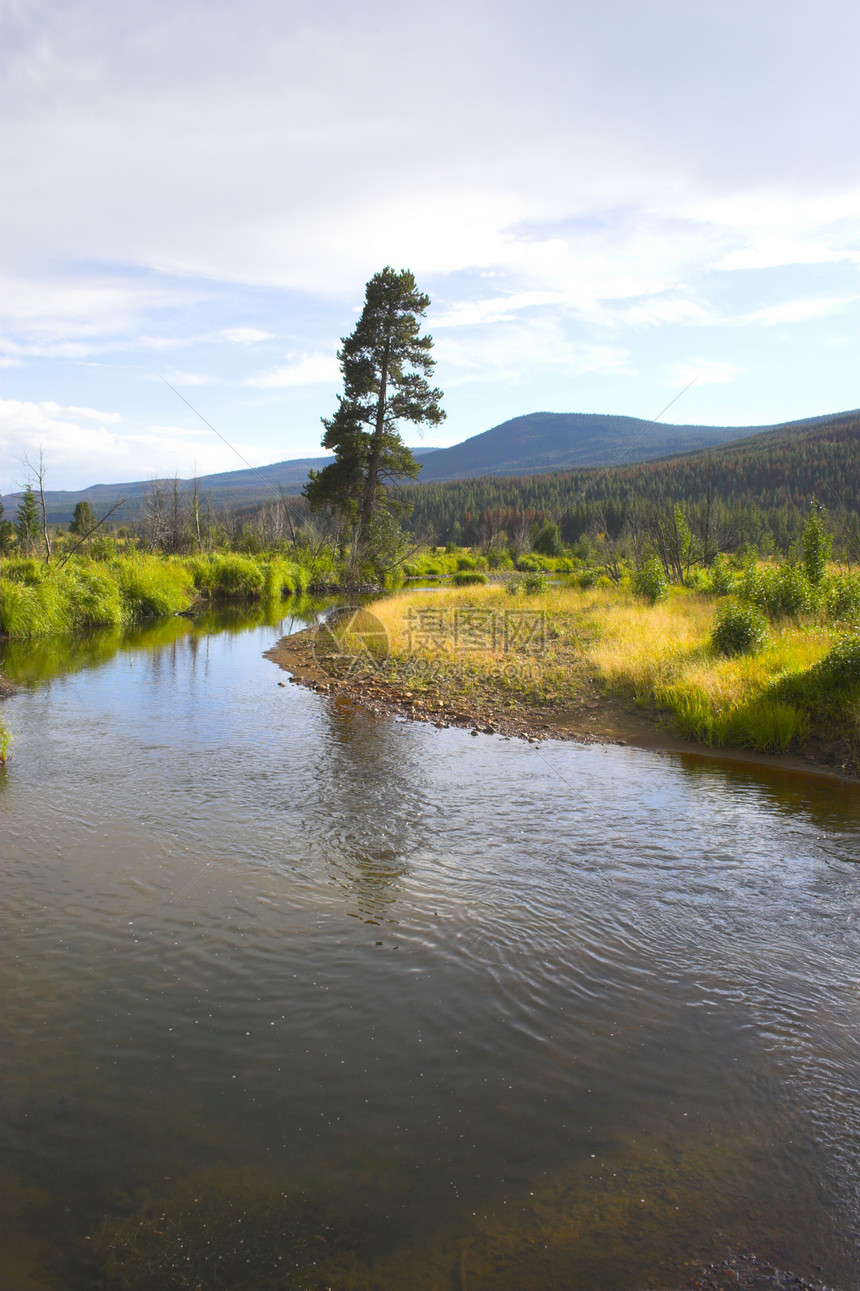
[709,552,734,596]
[632,556,669,604]
[522,571,548,594]
[89,535,118,561]
[801,507,832,587]
[456,555,476,571]
[485,547,513,571]
[826,573,860,623]
[740,562,815,619]
[711,602,769,656]
[452,570,487,586]
[685,567,712,592]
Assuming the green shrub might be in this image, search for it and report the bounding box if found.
[452,570,487,586]
[685,567,712,592]
[801,506,832,587]
[709,552,734,596]
[711,602,768,656]
[632,556,669,604]
[456,555,476,571]
[741,563,815,619]
[826,573,860,623]
[485,547,513,571]
[522,571,548,594]
[89,535,118,561]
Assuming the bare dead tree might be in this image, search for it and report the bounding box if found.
[140,477,167,550]
[188,475,202,549]
[20,449,52,563]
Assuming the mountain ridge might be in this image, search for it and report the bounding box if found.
[5,409,857,524]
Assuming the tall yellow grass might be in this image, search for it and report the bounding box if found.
[367,584,841,753]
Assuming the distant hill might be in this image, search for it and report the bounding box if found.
[399,410,860,548]
[7,447,441,525]
[3,410,856,525]
[415,409,857,482]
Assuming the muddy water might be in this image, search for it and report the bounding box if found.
[1,607,858,1290]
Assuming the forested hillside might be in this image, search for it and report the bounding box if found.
[396,411,860,554]
[415,408,854,481]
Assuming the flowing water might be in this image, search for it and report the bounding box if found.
[1,605,859,1290]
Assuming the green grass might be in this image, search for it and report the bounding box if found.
[366,582,856,761]
[1,551,317,638]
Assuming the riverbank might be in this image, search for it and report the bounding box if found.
[265,622,859,783]
[266,582,860,781]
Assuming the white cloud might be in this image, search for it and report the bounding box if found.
[665,359,743,388]
[745,296,856,327]
[437,316,634,386]
[247,354,340,388]
[218,328,273,345]
[433,291,562,329]
[0,399,266,491]
[1,1,858,483]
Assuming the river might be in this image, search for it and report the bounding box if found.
[1,604,858,1290]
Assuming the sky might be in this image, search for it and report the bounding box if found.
[1,0,858,492]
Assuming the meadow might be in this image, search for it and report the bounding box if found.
[366,568,860,761]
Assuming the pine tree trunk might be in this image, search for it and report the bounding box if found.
[358,331,391,554]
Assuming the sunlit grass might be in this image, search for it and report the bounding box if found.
[366,584,853,756]
[0,552,314,637]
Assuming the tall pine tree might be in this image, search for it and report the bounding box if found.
[305,267,444,573]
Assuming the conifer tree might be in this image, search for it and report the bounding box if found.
[305,267,445,572]
[15,485,40,551]
[70,500,96,535]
